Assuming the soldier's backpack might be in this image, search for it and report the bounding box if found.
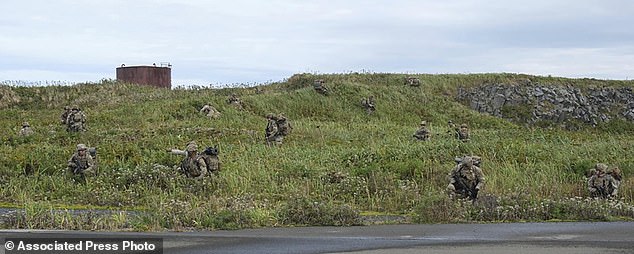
[199,146,221,173]
[71,112,83,122]
[89,147,98,174]
[277,119,291,136]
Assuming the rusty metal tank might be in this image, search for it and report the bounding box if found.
[116,63,171,89]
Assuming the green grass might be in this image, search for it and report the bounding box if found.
[1,73,634,230]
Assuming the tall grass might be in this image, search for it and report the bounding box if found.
[1,73,633,230]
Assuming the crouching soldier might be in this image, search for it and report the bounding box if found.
[168,141,207,179]
[66,105,87,132]
[313,79,329,95]
[447,156,485,201]
[413,121,430,141]
[587,163,620,198]
[61,106,71,125]
[457,123,470,142]
[405,76,421,86]
[361,96,376,115]
[68,144,95,182]
[227,93,244,110]
[200,104,221,118]
[200,146,221,175]
[19,122,34,137]
[265,113,282,146]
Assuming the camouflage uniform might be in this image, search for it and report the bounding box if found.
[413,121,430,141]
[66,106,87,132]
[447,156,485,200]
[457,123,470,142]
[200,146,221,175]
[313,79,329,95]
[19,122,34,136]
[447,120,458,138]
[265,113,282,146]
[405,77,421,86]
[200,104,221,118]
[227,93,243,109]
[587,163,619,198]
[177,142,207,179]
[61,106,71,125]
[68,144,95,180]
[276,114,292,136]
[361,96,376,115]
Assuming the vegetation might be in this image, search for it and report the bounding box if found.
[1,73,633,231]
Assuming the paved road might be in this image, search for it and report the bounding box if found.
[2,222,633,253]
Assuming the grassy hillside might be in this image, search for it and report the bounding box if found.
[1,73,633,230]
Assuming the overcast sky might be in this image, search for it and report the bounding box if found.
[1,0,633,86]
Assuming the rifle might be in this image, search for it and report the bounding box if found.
[453,173,478,200]
[71,156,86,174]
[596,186,608,198]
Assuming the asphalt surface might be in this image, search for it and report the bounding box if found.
[1,222,633,254]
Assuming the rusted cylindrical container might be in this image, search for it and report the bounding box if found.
[116,65,171,89]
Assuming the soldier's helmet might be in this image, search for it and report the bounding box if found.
[611,167,621,176]
[420,121,427,126]
[460,123,468,128]
[266,113,276,119]
[595,163,608,172]
[472,156,482,166]
[610,167,622,180]
[71,105,79,110]
[22,122,30,127]
[186,142,198,152]
[76,144,88,151]
[64,106,70,110]
[448,120,453,124]
[462,156,474,167]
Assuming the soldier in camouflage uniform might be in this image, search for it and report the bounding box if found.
[608,166,623,197]
[457,123,470,142]
[265,113,282,146]
[227,93,243,109]
[447,156,485,201]
[169,141,207,179]
[200,104,221,118]
[61,106,71,125]
[276,113,292,137]
[313,79,329,95]
[405,77,421,87]
[19,122,34,136]
[447,120,458,138]
[68,144,95,182]
[361,96,376,115]
[413,121,430,141]
[199,146,221,175]
[66,105,87,132]
[587,163,620,198]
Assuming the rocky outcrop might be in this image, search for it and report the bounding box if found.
[456,81,634,128]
